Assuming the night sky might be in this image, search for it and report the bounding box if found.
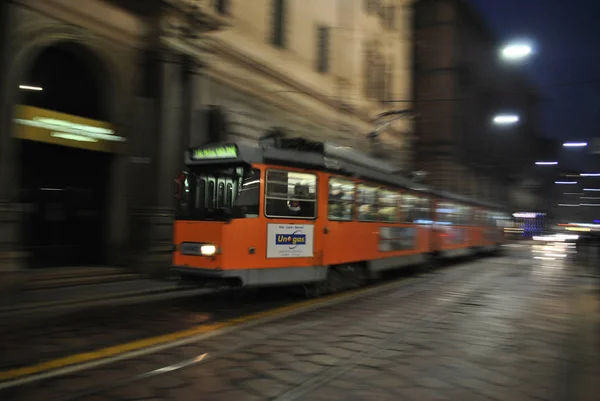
[469,0,600,172]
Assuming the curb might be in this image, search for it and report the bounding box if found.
[0,285,208,320]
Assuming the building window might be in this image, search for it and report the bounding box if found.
[316,26,330,73]
[328,178,354,221]
[364,0,380,14]
[265,169,317,219]
[272,0,286,48]
[214,0,228,14]
[385,6,396,30]
[363,41,387,103]
[385,62,394,102]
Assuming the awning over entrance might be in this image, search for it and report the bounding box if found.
[12,105,125,153]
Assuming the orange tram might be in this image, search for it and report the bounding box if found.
[172,136,510,296]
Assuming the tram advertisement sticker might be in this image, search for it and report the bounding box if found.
[378,227,417,252]
[267,224,314,258]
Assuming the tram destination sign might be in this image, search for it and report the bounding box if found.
[190,144,238,161]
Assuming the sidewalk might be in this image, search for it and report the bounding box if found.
[0,271,205,320]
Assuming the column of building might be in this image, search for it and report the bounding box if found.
[0,3,27,292]
[131,44,210,277]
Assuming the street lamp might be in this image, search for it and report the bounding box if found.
[19,85,43,91]
[493,114,519,125]
[563,142,587,147]
[501,43,533,60]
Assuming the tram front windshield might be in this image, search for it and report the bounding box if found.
[174,166,260,221]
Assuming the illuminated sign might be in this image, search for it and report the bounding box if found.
[513,212,545,218]
[14,117,124,143]
[190,145,238,160]
[12,105,124,153]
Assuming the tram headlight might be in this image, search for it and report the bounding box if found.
[200,244,217,256]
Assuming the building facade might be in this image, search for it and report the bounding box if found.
[0,0,414,286]
[412,0,545,211]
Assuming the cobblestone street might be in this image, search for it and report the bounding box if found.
[1,251,599,401]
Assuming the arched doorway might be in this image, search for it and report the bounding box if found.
[17,42,115,268]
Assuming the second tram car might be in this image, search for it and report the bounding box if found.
[172,137,509,294]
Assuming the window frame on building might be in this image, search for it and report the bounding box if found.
[214,0,229,15]
[316,25,330,73]
[271,0,286,48]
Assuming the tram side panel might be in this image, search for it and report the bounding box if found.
[322,174,431,274]
[471,208,487,251]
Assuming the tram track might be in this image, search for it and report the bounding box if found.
[23,257,508,401]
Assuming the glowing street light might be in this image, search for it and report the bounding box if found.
[555,181,577,185]
[493,114,519,125]
[19,85,43,91]
[535,161,558,165]
[501,43,532,60]
[563,142,588,147]
[581,173,600,177]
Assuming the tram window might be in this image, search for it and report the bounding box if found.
[265,169,317,219]
[463,206,472,226]
[217,182,225,208]
[454,205,466,225]
[402,193,417,223]
[232,169,260,218]
[416,196,431,222]
[357,184,378,221]
[453,205,462,225]
[436,202,453,225]
[328,178,355,221]
[207,181,215,209]
[226,183,233,206]
[448,203,458,224]
[377,189,399,222]
[174,167,259,221]
[195,178,206,209]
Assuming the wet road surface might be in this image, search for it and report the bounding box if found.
[1,248,599,400]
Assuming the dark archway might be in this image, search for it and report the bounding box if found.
[22,42,109,120]
[19,42,113,268]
